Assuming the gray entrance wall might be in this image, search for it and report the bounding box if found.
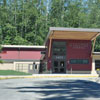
[52,41,67,73]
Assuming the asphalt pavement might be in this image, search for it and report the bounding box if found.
[0,78,100,100]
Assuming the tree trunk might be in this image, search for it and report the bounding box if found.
[3,0,6,7]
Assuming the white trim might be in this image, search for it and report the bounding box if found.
[50,27,100,32]
[93,52,100,55]
[2,45,45,49]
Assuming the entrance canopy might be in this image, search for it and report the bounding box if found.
[46,27,100,57]
[47,27,100,40]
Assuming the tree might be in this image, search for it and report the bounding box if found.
[0,0,100,51]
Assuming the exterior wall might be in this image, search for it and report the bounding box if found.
[92,55,100,74]
[1,49,19,59]
[19,49,42,60]
[47,39,92,72]
[0,48,42,60]
[0,47,44,73]
[46,40,51,70]
[14,61,40,73]
[0,63,14,70]
[67,40,92,71]
[0,61,40,74]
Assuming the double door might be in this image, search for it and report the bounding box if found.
[53,60,66,73]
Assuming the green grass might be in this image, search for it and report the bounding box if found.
[0,70,32,75]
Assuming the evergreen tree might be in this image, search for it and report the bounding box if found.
[0,0,100,51]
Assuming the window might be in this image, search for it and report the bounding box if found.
[70,59,89,64]
[35,65,37,69]
[60,61,64,67]
[55,68,58,72]
[60,68,64,72]
[52,41,66,56]
[53,48,66,55]
[95,60,100,70]
[54,61,58,67]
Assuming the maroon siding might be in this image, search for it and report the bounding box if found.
[67,40,92,71]
[0,48,44,60]
[47,39,92,71]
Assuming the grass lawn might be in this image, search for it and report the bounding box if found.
[0,70,32,75]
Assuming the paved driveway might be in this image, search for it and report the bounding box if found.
[0,78,100,100]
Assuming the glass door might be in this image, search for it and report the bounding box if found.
[53,60,66,73]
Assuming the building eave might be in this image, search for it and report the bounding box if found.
[44,27,100,45]
[50,27,100,33]
[2,45,46,49]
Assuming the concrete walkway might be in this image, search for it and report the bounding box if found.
[0,74,98,80]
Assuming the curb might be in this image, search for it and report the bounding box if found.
[0,75,99,80]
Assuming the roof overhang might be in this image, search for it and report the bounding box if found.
[2,45,46,49]
[47,27,100,41]
[45,27,100,57]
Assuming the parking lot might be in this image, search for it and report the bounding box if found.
[0,78,100,100]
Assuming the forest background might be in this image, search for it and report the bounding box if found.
[0,0,100,51]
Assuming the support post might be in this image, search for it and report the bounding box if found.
[92,38,96,53]
[91,58,97,75]
[48,37,52,57]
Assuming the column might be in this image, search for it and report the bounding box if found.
[91,58,97,75]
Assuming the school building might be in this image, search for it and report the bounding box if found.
[42,27,100,75]
[0,27,100,75]
[0,45,45,74]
